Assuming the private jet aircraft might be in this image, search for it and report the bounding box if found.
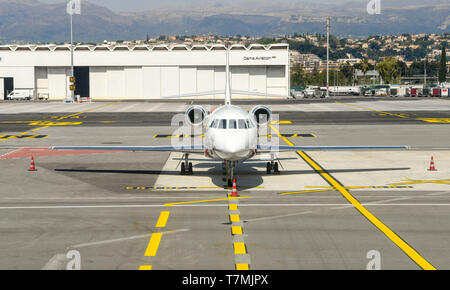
[52,48,408,187]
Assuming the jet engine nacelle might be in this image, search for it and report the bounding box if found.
[250,105,272,126]
[185,105,207,126]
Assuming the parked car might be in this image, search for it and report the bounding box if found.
[6,90,33,100]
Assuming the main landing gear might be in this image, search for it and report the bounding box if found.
[266,161,280,175]
[180,154,193,175]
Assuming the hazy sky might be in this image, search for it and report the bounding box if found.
[39,0,344,12]
[39,0,445,12]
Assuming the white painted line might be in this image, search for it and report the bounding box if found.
[2,203,450,211]
[71,229,190,249]
[0,196,231,201]
[42,254,67,270]
[0,148,22,159]
[244,211,314,223]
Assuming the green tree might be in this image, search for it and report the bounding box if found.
[439,46,447,84]
[376,58,400,84]
[290,63,305,87]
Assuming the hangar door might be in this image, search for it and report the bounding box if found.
[3,78,14,100]
[74,67,90,98]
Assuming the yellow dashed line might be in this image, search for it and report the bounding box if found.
[236,264,249,270]
[155,211,170,228]
[139,265,152,270]
[270,124,436,270]
[230,214,240,223]
[234,243,247,255]
[144,233,163,257]
[229,204,238,211]
[232,226,243,235]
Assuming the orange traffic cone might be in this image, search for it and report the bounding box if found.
[231,179,239,197]
[428,156,437,171]
[28,156,37,172]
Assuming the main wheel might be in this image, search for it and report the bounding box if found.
[273,162,280,174]
[188,162,193,174]
[181,162,186,175]
[266,162,272,174]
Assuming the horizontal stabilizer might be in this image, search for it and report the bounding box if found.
[51,146,205,154]
[257,145,410,152]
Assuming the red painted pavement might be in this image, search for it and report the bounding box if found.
[0,148,128,159]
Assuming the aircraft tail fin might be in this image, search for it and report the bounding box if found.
[225,48,231,105]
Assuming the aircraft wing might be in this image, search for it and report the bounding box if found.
[231,90,292,99]
[257,145,410,152]
[51,146,205,154]
[161,90,226,99]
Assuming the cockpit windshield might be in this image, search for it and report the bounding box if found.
[214,118,254,129]
[229,119,238,129]
[218,119,227,129]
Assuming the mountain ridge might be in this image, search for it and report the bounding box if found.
[0,0,448,43]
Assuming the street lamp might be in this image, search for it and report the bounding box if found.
[66,0,81,103]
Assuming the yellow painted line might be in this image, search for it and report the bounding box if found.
[234,243,247,255]
[165,196,249,207]
[271,120,292,124]
[280,188,336,195]
[236,264,249,270]
[28,121,83,126]
[416,118,450,123]
[144,233,163,257]
[230,214,240,223]
[270,124,436,270]
[282,185,413,195]
[335,101,408,118]
[155,211,170,228]
[232,226,243,235]
[389,179,450,186]
[57,101,121,121]
[139,265,152,270]
[229,204,238,211]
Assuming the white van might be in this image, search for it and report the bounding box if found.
[6,90,33,100]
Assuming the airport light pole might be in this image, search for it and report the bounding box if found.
[326,17,331,98]
[70,12,74,102]
[66,0,81,103]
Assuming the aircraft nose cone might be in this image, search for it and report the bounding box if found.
[215,132,248,154]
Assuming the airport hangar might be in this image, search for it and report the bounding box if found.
[0,43,290,101]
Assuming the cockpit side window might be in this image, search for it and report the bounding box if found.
[218,119,227,129]
[238,119,247,129]
[210,119,218,128]
[229,119,238,129]
[246,119,255,128]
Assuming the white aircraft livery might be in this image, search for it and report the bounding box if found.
[52,48,408,187]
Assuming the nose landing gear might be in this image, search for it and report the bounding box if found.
[266,162,280,175]
[225,161,237,188]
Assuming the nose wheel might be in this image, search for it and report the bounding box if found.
[266,162,280,175]
[180,154,193,175]
[225,161,237,188]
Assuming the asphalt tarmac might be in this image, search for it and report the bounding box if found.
[0,98,449,270]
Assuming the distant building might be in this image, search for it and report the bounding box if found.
[290,52,321,72]
[337,58,362,66]
[0,43,289,100]
[355,69,380,83]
